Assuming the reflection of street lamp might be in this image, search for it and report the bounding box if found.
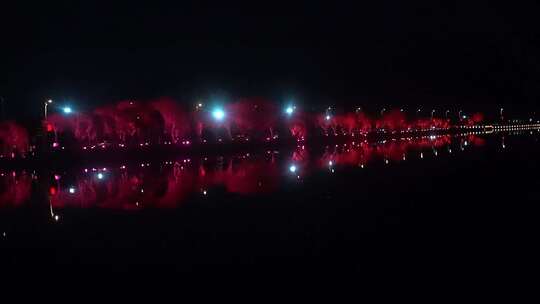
[44,99,53,119]
[49,197,59,222]
[289,164,297,173]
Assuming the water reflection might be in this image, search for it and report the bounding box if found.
[0,131,536,211]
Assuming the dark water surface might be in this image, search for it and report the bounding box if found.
[1,132,539,277]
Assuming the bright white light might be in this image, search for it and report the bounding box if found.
[289,165,297,173]
[47,99,53,104]
[97,173,104,180]
[212,108,225,120]
[54,215,59,221]
[285,106,295,115]
[63,107,72,114]
[325,115,331,121]
[328,161,333,166]
[68,187,76,194]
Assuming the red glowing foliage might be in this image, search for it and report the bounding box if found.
[464,112,485,126]
[471,113,484,123]
[32,97,488,147]
[334,113,360,134]
[356,112,373,132]
[287,112,310,138]
[0,121,29,156]
[0,173,32,207]
[150,97,192,142]
[413,118,451,129]
[316,113,335,133]
[199,158,280,195]
[377,141,409,161]
[226,98,280,138]
[467,135,486,146]
[375,110,407,130]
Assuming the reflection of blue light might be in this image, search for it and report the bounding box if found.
[97,173,104,180]
[289,165,297,173]
[63,106,72,114]
[212,108,225,120]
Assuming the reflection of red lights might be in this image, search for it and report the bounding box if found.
[0,133,505,209]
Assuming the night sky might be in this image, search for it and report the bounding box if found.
[1,1,540,120]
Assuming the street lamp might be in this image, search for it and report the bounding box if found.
[44,99,53,119]
[431,109,436,120]
[212,108,225,121]
[285,105,295,116]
